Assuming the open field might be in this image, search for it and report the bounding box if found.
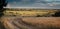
[4,9,58,17]
[1,16,60,29]
[1,8,60,29]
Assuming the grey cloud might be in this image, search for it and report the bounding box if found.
[6,0,60,9]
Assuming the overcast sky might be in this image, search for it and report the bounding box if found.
[6,0,60,9]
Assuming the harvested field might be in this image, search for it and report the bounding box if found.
[1,17,60,29]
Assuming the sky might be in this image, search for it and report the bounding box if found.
[6,0,60,9]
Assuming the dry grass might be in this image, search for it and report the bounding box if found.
[1,17,60,29]
[22,17,60,28]
[4,10,57,16]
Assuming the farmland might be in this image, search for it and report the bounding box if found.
[1,16,60,29]
[0,8,60,29]
[4,8,58,17]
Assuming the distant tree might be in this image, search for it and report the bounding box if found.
[52,11,60,17]
[52,10,60,17]
[0,0,7,17]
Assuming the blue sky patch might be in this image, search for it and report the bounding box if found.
[6,0,60,9]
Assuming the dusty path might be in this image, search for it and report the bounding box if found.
[1,16,60,29]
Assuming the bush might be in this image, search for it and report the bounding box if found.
[52,11,60,17]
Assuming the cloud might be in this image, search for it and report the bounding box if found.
[6,4,11,8]
[6,0,60,9]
